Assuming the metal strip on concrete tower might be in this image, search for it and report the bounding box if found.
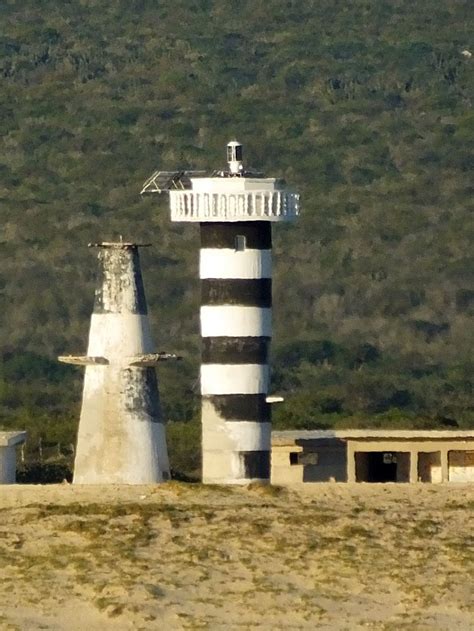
[59,242,175,484]
[141,141,300,484]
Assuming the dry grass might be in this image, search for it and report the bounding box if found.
[0,483,472,630]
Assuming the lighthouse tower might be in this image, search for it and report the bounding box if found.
[141,142,299,484]
[59,242,173,484]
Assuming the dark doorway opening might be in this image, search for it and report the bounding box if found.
[368,452,397,482]
[355,452,398,482]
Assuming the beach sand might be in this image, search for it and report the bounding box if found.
[0,482,472,630]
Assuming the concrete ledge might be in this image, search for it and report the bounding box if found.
[273,429,474,446]
[0,432,27,447]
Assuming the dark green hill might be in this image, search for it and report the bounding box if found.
[0,0,472,468]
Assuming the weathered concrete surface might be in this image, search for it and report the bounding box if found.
[449,450,474,482]
[272,430,474,484]
[0,432,26,484]
[61,244,170,484]
[273,429,474,443]
[201,400,270,484]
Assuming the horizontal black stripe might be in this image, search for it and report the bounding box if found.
[200,222,272,249]
[202,337,270,364]
[201,278,272,307]
[94,248,148,314]
[204,394,271,422]
[241,450,271,480]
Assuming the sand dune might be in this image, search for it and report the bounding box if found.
[0,483,472,630]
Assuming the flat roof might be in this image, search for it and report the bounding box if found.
[0,431,27,447]
[272,429,474,446]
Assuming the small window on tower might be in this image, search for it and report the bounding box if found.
[235,235,246,251]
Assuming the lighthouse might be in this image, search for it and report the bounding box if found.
[141,142,299,484]
[59,242,174,484]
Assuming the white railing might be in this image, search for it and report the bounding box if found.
[169,190,300,222]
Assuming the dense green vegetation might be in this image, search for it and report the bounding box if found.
[0,0,472,475]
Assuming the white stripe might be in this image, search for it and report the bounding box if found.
[87,313,154,358]
[200,249,272,279]
[200,306,272,337]
[226,421,271,450]
[201,364,269,395]
[202,422,271,452]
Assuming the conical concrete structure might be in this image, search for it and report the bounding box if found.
[59,242,171,484]
[142,141,299,484]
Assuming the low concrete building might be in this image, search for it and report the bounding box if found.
[0,432,27,483]
[272,430,474,484]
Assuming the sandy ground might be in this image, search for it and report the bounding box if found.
[0,482,472,630]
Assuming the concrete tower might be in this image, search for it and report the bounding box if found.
[142,142,299,484]
[59,242,172,484]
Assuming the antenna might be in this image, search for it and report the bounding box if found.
[140,170,206,194]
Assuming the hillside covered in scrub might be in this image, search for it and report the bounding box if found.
[0,0,473,473]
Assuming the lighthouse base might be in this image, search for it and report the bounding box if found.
[72,366,170,484]
[201,399,271,484]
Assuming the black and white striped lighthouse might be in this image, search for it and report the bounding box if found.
[142,142,299,483]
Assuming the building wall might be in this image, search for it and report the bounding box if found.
[302,446,347,482]
[418,452,442,483]
[272,438,474,484]
[272,440,347,484]
[396,452,410,482]
[347,439,474,483]
[0,447,17,484]
[449,451,474,482]
[272,445,304,485]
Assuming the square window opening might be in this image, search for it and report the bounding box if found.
[235,235,246,251]
[289,452,299,465]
